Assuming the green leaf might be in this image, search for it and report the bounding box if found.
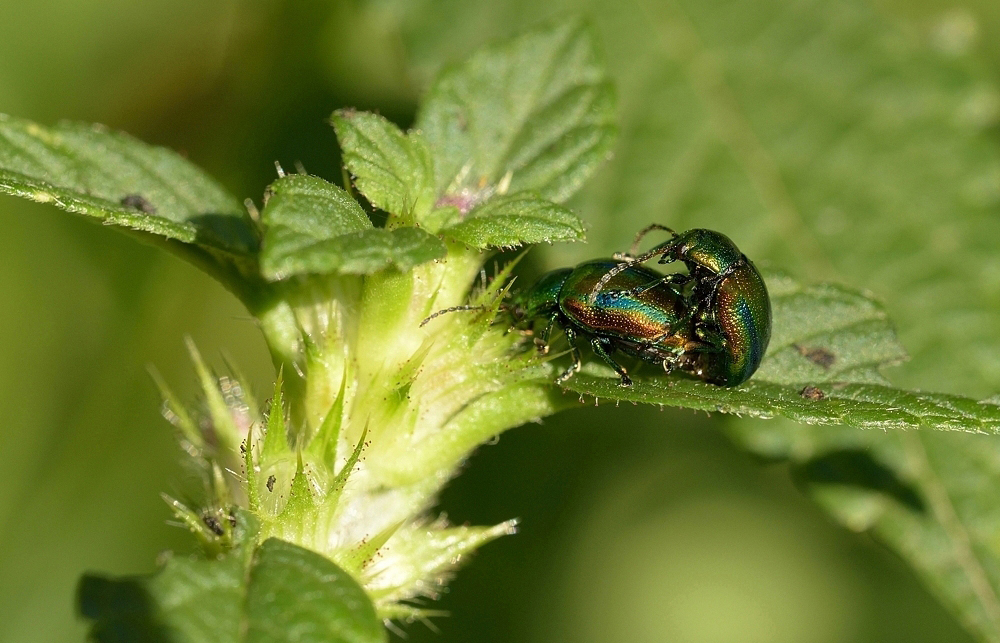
[727,421,1000,642]
[442,191,585,249]
[245,539,385,643]
[564,274,1000,434]
[331,109,436,225]
[416,19,616,205]
[260,174,446,279]
[264,226,446,279]
[79,548,247,643]
[0,114,255,255]
[79,538,385,643]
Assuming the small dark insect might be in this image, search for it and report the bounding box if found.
[266,475,276,492]
[201,512,224,536]
[120,193,156,214]
[799,385,826,401]
[795,344,836,370]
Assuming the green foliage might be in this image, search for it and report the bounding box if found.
[0,115,262,302]
[728,418,1000,641]
[2,8,999,643]
[442,192,583,249]
[259,174,446,279]
[79,535,385,643]
[0,116,253,251]
[415,19,615,204]
[331,110,437,226]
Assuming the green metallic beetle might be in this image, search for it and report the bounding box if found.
[510,259,701,387]
[591,225,771,387]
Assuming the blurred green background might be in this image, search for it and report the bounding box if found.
[2,0,999,641]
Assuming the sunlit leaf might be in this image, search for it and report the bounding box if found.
[332,109,436,225]
[443,192,584,249]
[0,114,255,254]
[259,174,445,279]
[416,18,616,205]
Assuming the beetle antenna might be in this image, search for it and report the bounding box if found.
[420,305,488,327]
[588,243,671,304]
[628,223,676,256]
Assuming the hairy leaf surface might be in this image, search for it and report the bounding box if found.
[259,174,445,279]
[0,114,255,254]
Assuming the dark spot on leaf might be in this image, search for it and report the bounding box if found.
[266,475,276,492]
[794,344,836,369]
[120,194,156,214]
[799,385,825,401]
[793,449,925,513]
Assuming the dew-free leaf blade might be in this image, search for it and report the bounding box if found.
[0,114,255,254]
[261,174,371,241]
[260,174,445,279]
[79,536,385,643]
[245,539,386,643]
[727,420,1000,643]
[443,191,585,249]
[416,19,616,205]
[264,226,445,279]
[332,109,436,225]
[78,550,247,643]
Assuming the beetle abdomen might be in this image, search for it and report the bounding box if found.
[559,260,686,344]
[698,261,771,386]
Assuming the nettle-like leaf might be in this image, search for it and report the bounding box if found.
[333,20,610,250]
[259,174,446,279]
[442,192,583,249]
[727,421,1000,641]
[79,536,386,643]
[565,274,1000,433]
[416,18,616,204]
[0,114,256,255]
[331,110,437,226]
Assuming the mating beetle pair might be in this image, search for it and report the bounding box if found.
[510,226,772,387]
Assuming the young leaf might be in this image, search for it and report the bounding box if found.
[245,539,386,643]
[416,19,616,205]
[332,109,436,225]
[442,192,585,249]
[78,537,385,643]
[0,114,255,255]
[564,275,1000,434]
[260,174,445,279]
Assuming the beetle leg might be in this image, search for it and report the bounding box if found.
[554,326,583,385]
[591,337,633,387]
[693,325,727,349]
[534,313,559,354]
[613,272,691,299]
